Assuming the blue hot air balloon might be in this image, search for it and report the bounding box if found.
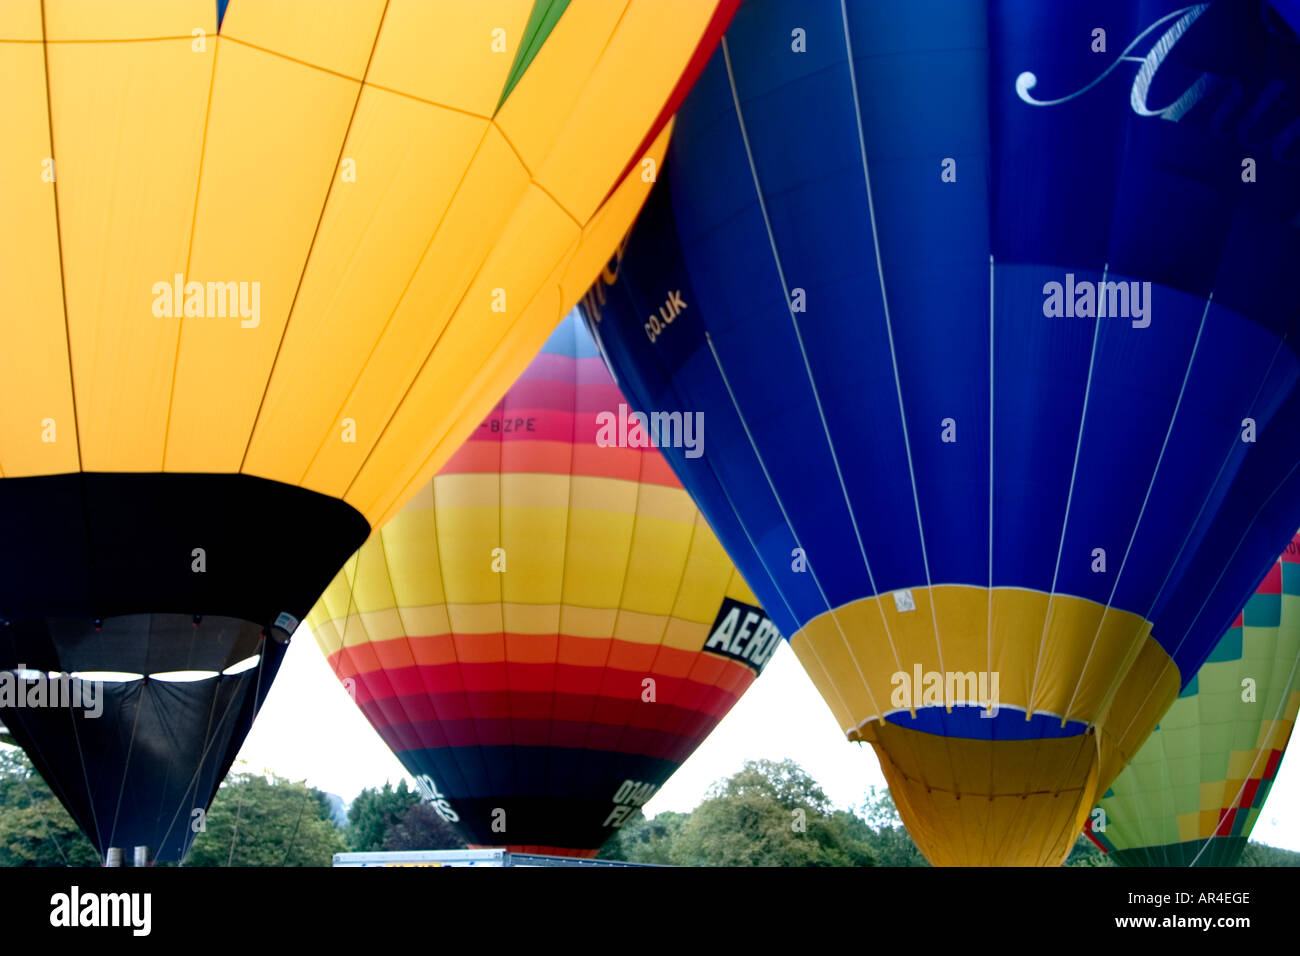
[581,0,1300,865]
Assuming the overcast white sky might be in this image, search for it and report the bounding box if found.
[236,626,1300,856]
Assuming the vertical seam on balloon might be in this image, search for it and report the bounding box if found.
[104,676,147,856]
[496,335,521,836]
[569,360,654,813]
[375,511,478,835]
[237,0,392,476]
[1061,295,1212,728]
[34,0,82,478]
[987,255,995,714]
[985,256,995,822]
[161,23,223,470]
[716,32,883,720]
[601,490,707,802]
[1026,266,1107,718]
[542,320,580,813]
[837,0,945,688]
[423,478,493,818]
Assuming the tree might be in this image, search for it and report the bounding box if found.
[598,810,687,864]
[855,786,928,867]
[382,801,465,851]
[0,747,99,866]
[668,759,875,866]
[346,780,422,852]
[1239,841,1300,866]
[183,772,344,866]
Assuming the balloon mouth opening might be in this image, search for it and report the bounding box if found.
[10,653,262,685]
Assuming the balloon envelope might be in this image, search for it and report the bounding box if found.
[582,0,1300,864]
[0,0,735,859]
[308,313,776,856]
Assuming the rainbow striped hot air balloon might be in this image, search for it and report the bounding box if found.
[308,313,776,856]
[1089,534,1300,866]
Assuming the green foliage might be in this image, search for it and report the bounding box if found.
[183,772,344,867]
[1063,833,1113,867]
[660,759,877,867]
[346,780,421,852]
[598,810,687,864]
[1238,841,1300,866]
[0,747,99,866]
[853,786,928,867]
[381,801,466,852]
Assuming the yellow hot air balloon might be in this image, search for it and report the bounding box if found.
[0,0,736,861]
[308,314,777,857]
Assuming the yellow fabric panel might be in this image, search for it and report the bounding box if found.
[669,515,742,624]
[298,123,531,495]
[48,38,210,471]
[346,530,398,617]
[220,0,385,78]
[618,513,698,618]
[725,568,760,607]
[0,1,41,40]
[243,87,489,486]
[377,486,446,611]
[434,499,503,607]
[0,41,77,476]
[499,0,714,222]
[859,719,1098,866]
[347,127,671,528]
[368,0,532,113]
[1177,810,1200,843]
[44,0,213,40]
[503,503,578,605]
[560,502,637,609]
[793,587,1152,734]
[165,41,358,471]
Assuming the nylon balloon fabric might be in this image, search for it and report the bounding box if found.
[308,313,776,857]
[0,0,738,860]
[1089,533,1300,866]
[581,0,1300,865]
